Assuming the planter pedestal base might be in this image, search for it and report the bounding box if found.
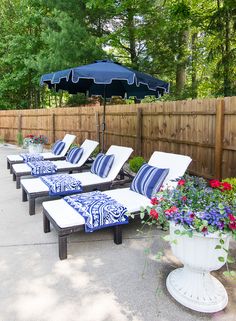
[166,267,228,313]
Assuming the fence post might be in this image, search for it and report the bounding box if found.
[95,112,100,145]
[215,99,225,180]
[51,113,55,144]
[136,107,142,156]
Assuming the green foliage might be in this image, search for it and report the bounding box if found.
[68,143,80,150]
[222,178,236,205]
[0,0,236,109]
[91,146,100,158]
[66,94,92,107]
[16,131,23,146]
[129,156,145,173]
[0,0,45,109]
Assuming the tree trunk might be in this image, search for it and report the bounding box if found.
[191,33,198,98]
[223,6,231,96]
[27,70,32,109]
[127,8,137,67]
[175,30,189,95]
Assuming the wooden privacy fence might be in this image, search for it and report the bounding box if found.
[0,97,236,179]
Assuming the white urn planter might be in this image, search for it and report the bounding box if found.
[166,221,230,313]
[28,143,44,154]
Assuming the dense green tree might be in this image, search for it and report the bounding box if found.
[0,0,45,109]
[0,0,235,109]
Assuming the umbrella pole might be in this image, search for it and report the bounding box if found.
[101,85,106,152]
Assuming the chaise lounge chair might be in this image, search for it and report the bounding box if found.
[42,151,192,259]
[7,134,76,173]
[12,139,99,188]
[21,145,134,215]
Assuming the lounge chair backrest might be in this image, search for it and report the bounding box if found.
[59,134,76,156]
[73,139,99,166]
[148,151,192,188]
[105,145,133,181]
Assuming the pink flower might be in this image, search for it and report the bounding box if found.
[165,206,178,215]
[150,209,159,220]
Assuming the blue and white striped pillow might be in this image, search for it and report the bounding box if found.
[52,140,65,155]
[130,163,169,199]
[66,147,83,164]
[91,153,115,178]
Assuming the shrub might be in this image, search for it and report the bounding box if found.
[129,156,145,173]
[68,143,80,150]
[17,131,23,146]
[91,146,100,158]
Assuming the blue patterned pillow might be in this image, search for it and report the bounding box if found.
[52,140,65,155]
[130,163,169,199]
[91,153,115,178]
[66,147,83,164]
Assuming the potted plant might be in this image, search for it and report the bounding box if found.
[25,134,48,154]
[142,175,236,313]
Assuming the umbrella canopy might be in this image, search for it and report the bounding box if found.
[40,60,169,150]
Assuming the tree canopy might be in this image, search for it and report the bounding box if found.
[0,0,235,109]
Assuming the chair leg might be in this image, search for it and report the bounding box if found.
[16,176,21,189]
[114,225,122,244]
[29,197,35,215]
[43,213,51,233]
[7,160,10,170]
[59,235,68,260]
[13,173,16,181]
[10,165,13,174]
[22,188,27,202]
[119,169,124,180]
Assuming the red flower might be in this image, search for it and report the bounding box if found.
[150,209,159,220]
[201,226,208,233]
[150,197,158,205]
[181,196,187,202]
[220,182,232,191]
[178,179,185,186]
[209,179,221,188]
[228,214,236,222]
[229,221,236,230]
[189,213,195,219]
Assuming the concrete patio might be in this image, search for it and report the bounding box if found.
[0,144,235,321]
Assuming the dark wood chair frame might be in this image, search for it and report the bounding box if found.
[7,155,66,174]
[43,207,123,260]
[22,170,131,215]
[12,161,92,189]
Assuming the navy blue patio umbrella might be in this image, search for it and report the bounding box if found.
[40,60,169,150]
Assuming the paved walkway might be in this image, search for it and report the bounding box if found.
[0,144,235,321]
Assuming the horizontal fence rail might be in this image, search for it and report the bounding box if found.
[0,97,236,179]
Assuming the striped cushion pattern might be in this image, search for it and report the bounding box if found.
[90,153,115,178]
[130,163,169,199]
[52,140,65,155]
[66,147,83,164]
